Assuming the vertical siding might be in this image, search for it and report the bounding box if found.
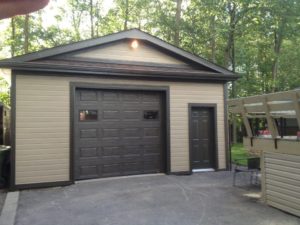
[15,75,225,185]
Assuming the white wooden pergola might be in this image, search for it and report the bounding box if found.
[228,89,300,217]
[228,89,300,154]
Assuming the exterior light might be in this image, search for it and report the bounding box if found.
[131,40,139,49]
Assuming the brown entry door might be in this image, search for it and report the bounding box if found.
[190,107,216,169]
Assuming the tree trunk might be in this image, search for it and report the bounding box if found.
[11,17,15,57]
[224,2,238,143]
[24,14,29,54]
[124,0,129,30]
[90,0,94,38]
[224,2,236,69]
[271,27,284,92]
[210,15,216,63]
[174,0,182,47]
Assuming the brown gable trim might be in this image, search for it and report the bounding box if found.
[0,29,236,76]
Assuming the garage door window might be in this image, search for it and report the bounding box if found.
[144,110,159,120]
[79,110,98,121]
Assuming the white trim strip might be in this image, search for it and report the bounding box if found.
[192,168,215,172]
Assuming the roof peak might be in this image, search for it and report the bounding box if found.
[0,29,236,76]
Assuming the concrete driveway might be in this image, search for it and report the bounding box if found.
[0,190,6,213]
[15,172,300,225]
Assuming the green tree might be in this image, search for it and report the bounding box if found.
[0,77,10,106]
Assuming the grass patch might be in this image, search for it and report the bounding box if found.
[231,143,248,166]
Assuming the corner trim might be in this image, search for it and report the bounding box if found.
[9,72,16,190]
[188,103,219,174]
[223,84,230,171]
[69,84,76,183]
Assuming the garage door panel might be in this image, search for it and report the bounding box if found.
[143,155,161,162]
[144,127,160,136]
[77,100,99,107]
[101,156,122,162]
[100,122,160,128]
[123,163,143,174]
[102,128,120,137]
[122,93,141,101]
[101,103,120,110]
[143,135,160,140]
[80,166,98,177]
[77,123,99,128]
[75,89,165,180]
[80,129,98,138]
[78,157,102,164]
[78,139,98,147]
[102,164,122,175]
[80,147,98,158]
[144,145,161,153]
[144,162,161,173]
[79,90,98,101]
[102,146,122,156]
[123,110,140,119]
[122,128,141,137]
[101,138,121,147]
[102,91,119,101]
[102,110,120,120]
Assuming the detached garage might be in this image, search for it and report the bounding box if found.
[0,29,238,189]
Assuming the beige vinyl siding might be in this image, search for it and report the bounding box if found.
[264,152,300,217]
[71,40,187,65]
[15,75,225,185]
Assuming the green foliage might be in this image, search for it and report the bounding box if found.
[0,77,10,106]
[0,0,300,95]
[231,143,248,166]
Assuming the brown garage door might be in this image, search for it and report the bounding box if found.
[74,88,165,180]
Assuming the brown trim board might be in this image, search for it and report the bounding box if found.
[69,82,171,182]
[188,103,219,174]
[6,65,238,82]
[223,84,230,171]
[13,181,73,191]
[13,70,231,84]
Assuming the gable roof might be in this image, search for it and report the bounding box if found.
[0,29,239,81]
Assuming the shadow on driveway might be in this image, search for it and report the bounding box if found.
[16,172,300,225]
